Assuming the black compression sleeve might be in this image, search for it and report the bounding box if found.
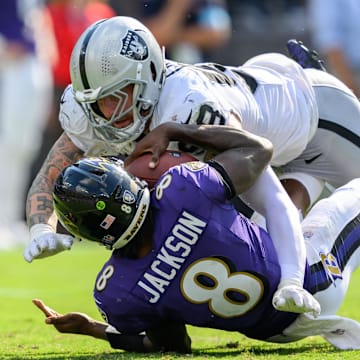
[106,322,191,353]
[106,332,149,352]
[207,160,236,199]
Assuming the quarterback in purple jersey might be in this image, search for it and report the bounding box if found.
[93,158,294,338]
[34,125,360,353]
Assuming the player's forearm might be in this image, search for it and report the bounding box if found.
[166,122,273,192]
[26,166,60,227]
[266,192,306,284]
[244,167,306,284]
[26,190,56,228]
[26,133,83,227]
[64,315,172,352]
[82,320,108,340]
[127,122,273,194]
[164,122,273,156]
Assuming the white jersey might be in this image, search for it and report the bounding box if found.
[59,53,318,166]
[152,54,318,166]
[59,52,360,204]
[278,68,360,191]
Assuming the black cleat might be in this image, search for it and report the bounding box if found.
[286,39,327,71]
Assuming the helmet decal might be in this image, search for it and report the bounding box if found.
[102,234,116,243]
[96,200,106,210]
[100,214,116,230]
[123,189,136,204]
[120,30,148,61]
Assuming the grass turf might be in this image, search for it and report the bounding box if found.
[1,241,360,359]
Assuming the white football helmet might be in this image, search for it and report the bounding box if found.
[70,16,165,143]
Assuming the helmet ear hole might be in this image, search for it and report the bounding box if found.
[90,102,105,118]
[150,61,157,82]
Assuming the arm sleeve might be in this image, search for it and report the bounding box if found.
[278,171,325,207]
[105,323,191,353]
[207,159,236,199]
[240,166,306,286]
[105,326,148,352]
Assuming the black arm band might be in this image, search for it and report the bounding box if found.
[207,160,236,199]
[106,332,148,352]
[207,160,255,217]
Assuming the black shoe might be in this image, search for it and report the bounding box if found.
[286,39,327,71]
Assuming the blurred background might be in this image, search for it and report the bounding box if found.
[2,0,357,249]
[112,0,310,64]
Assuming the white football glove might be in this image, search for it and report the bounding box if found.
[23,224,74,263]
[272,279,321,318]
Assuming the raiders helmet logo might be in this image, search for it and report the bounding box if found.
[120,30,148,60]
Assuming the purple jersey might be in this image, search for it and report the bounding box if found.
[94,162,299,339]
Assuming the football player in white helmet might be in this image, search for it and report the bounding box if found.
[24,17,359,316]
[69,17,165,146]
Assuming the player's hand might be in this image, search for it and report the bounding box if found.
[272,279,321,317]
[23,224,73,263]
[125,123,175,168]
[33,299,92,335]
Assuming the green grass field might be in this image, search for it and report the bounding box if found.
[1,241,360,360]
